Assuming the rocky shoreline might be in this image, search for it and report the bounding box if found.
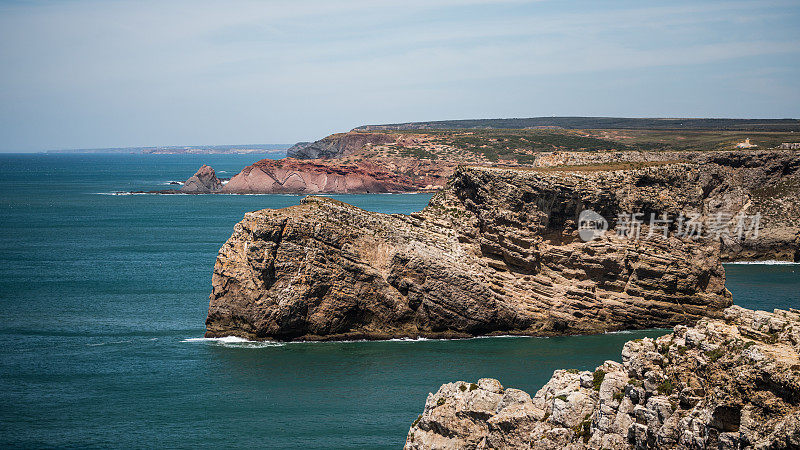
[404,306,800,449]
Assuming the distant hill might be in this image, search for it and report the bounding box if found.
[45,144,291,154]
[355,117,800,132]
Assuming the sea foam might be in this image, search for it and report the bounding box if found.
[726,260,799,265]
[182,336,284,348]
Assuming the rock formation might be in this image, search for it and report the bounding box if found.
[219,157,432,194]
[180,164,222,193]
[204,163,734,341]
[286,132,395,159]
[404,306,800,449]
[530,150,800,261]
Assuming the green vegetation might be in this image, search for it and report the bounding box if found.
[556,394,568,402]
[656,379,674,395]
[437,397,446,406]
[613,391,624,401]
[706,347,726,362]
[412,414,422,427]
[355,117,800,132]
[459,384,467,392]
[396,145,438,160]
[573,414,593,443]
[592,370,606,391]
[469,383,478,391]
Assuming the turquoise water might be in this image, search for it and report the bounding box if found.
[0,154,797,448]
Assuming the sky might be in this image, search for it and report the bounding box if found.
[0,0,799,152]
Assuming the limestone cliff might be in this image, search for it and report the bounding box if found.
[204,163,733,341]
[530,150,800,262]
[405,306,800,449]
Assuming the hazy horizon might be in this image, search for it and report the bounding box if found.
[2,0,799,152]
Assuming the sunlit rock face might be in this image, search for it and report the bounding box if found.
[220,158,424,194]
[204,164,735,342]
[405,306,800,450]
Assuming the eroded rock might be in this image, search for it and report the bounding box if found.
[180,164,222,193]
[205,164,732,341]
[405,307,800,449]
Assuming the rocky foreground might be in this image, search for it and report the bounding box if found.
[405,306,800,449]
[204,162,740,341]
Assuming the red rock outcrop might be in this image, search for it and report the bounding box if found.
[220,158,432,194]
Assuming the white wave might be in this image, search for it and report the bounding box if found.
[182,336,284,348]
[726,260,799,265]
[163,181,184,185]
[87,339,132,347]
[604,330,634,335]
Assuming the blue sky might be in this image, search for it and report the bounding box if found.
[0,0,798,151]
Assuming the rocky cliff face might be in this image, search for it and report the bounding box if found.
[531,150,800,261]
[219,157,429,194]
[180,165,222,193]
[204,163,733,341]
[405,306,800,449]
[286,132,395,159]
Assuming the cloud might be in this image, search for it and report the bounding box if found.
[0,0,798,150]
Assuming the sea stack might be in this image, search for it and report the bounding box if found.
[180,165,222,193]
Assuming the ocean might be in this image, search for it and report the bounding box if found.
[1,154,797,448]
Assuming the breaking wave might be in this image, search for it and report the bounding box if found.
[181,336,285,348]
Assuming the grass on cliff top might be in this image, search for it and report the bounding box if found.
[359,128,800,153]
[467,160,689,173]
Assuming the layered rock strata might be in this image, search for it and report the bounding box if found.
[204,163,734,341]
[286,132,395,159]
[405,306,800,449]
[531,151,800,261]
[219,157,436,194]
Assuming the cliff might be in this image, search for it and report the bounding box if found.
[529,150,800,261]
[286,132,395,159]
[204,163,734,341]
[218,158,431,194]
[405,306,800,449]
